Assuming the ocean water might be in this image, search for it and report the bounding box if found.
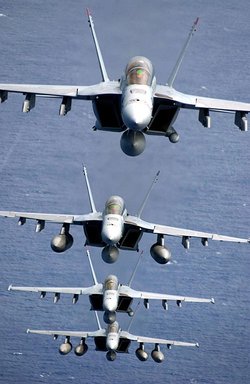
[0,1,249,383]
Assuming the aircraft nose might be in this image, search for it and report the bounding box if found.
[104,292,118,312]
[101,227,121,245]
[106,336,119,352]
[105,300,117,312]
[122,102,151,131]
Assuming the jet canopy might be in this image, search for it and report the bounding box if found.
[108,321,119,334]
[104,275,118,291]
[125,56,154,86]
[104,196,125,215]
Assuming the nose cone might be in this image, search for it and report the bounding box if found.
[104,300,117,312]
[122,102,151,131]
[101,227,121,245]
[103,292,118,312]
[106,335,119,352]
[101,217,123,245]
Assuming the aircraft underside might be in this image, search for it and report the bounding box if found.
[89,294,133,313]
[94,336,131,353]
[83,221,143,250]
[92,96,180,156]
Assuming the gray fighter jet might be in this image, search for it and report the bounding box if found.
[26,310,199,363]
[8,249,214,324]
[0,167,248,264]
[0,10,249,156]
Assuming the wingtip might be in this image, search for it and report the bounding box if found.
[211,298,215,304]
[26,329,30,334]
[196,342,200,348]
[8,284,12,291]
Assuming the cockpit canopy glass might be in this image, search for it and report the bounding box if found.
[104,276,118,290]
[108,322,118,333]
[125,56,154,86]
[104,196,124,215]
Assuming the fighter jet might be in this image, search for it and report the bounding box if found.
[8,249,214,324]
[0,10,249,156]
[26,311,199,362]
[0,166,248,264]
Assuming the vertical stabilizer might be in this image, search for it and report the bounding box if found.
[83,165,97,213]
[127,301,141,332]
[94,311,102,330]
[128,251,144,287]
[86,8,109,82]
[137,171,160,218]
[86,249,98,285]
[167,17,199,87]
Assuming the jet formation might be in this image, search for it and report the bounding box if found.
[9,249,211,361]
[1,9,249,363]
[2,166,249,361]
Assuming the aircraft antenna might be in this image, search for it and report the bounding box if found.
[94,310,102,330]
[86,8,110,82]
[128,250,144,287]
[137,171,160,218]
[127,301,141,332]
[82,165,97,213]
[167,17,199,87]
[86,248,98,285]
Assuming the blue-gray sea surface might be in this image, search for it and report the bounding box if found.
[0,1,249,383]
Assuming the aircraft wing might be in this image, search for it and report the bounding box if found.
[0,210,102,226]
[27,328,105,338]
[125,215,249,246]
[119,286,214,304]
[154,85,249,131]
[120,331,199,348]
[8,284,103,296]
[0,81,121,100]
[155,85,250,112]
[153,224,250,244]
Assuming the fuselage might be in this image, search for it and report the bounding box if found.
[101,195,127,245]
[120,56,156,131]
[103,275,119,312]
[106,321,120,351]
